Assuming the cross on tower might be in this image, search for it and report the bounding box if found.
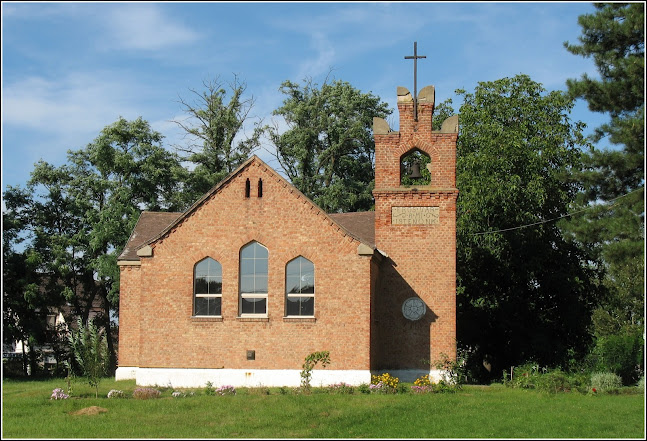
[404,41,426,121]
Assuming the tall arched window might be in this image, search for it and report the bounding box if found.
[239,241,268,315]
[285,256,315,317]
[194,257,222,316]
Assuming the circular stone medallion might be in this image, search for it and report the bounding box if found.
[402,297,426,321]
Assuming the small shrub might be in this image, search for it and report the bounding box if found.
[246,386,271,395]
[370,373,400,394]
[534,369,571,394]
[411,385,434,394]
[567,372,592,394]
[50,388,69,400]
[371,373,399,389]
[636,376,645,390]
[357,383,371,394]
[411,374,434,394]
[434,350,470,387]
[67,317,110,399]
[204,381,215,396]
[107,389,125,399]
[172,390,194,398]
[133,387,161,400]
[414,374,431,387]
[216,385,236,396]
[434,380,458,394]
[327,382,355,394]
[591,372,622,394]
[300,351,331,392]
[504,363,543,389]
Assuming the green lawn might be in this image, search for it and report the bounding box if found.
[2,378,644,438]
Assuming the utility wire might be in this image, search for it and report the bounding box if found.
[471,185,644,235]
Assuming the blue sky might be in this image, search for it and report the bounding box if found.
[2,1,608,196]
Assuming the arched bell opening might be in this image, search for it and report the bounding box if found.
[400,149,431,187]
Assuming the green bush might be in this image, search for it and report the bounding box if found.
[590,331,644,385]
[357,383,371,394]
[504,364,592,394]
[567,372,592,394]
[132,387,161,399]
[204,381,215,396]
[534,369,569,394]
[590,372,623,394]
[67,317,110,398]
[327,383,355,394]
[504,363,543,389]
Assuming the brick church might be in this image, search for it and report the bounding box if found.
[116,82,459,388]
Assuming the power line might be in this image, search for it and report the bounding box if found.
[471,185,644,236]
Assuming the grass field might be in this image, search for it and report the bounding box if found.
[2,377,644,438]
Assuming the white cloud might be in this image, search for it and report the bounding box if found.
[296,31,337,81]
[3,73,144,135]
[102,4,200,51]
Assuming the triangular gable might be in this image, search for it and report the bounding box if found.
[134,155,376,256]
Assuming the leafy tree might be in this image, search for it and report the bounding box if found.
[454,75,602,381]
[2,186,53,375]
[6,117,187,373]
[563,2,644,340]
[68,317,109,398]
[172,76,261,203]
[266,76,391,213]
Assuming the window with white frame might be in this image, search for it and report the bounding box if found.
[285,256,314,316]
[239,241,268,315]
[194,257,222,316]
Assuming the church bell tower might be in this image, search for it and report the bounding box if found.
[372,44,459,376]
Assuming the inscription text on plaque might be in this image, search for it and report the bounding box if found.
[391,206,440,225]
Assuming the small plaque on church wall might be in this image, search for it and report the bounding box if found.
[391,207,440,225]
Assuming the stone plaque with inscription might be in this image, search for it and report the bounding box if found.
[391,206,440,225]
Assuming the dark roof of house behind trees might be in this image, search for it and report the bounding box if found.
[118,210,376,262]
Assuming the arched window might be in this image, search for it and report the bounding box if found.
[239,241,268,315]
[285,256,315,317]
[258,178,263,197]
[194,257,222,316]
[245,178,251,198]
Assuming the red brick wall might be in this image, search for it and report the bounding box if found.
[373,94,458,369]
[122,160,374,371]
[375,101,457,190]
[117,265,141,367]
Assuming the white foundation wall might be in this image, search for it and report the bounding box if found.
[117,367,370,388]
[115,367,450,388]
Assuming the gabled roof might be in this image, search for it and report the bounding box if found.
[328,211,375,248]
[117,155,376,262]
[118,211,183,261]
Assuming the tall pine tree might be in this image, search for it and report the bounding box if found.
[563,3,644,340]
